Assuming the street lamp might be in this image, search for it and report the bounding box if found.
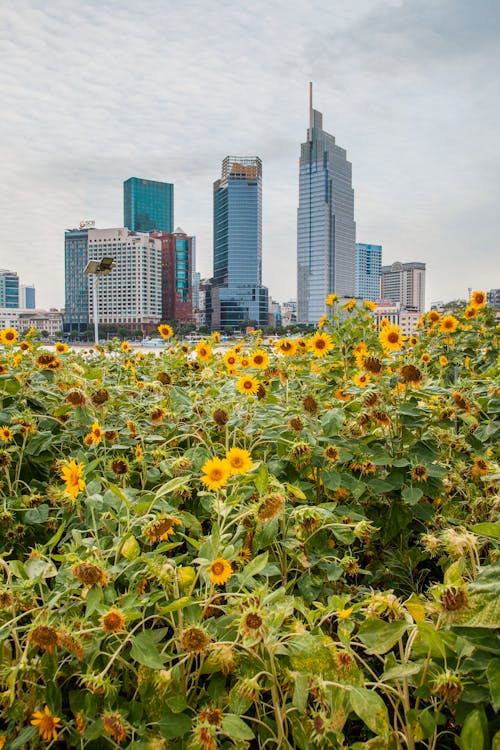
[84,257,114,345]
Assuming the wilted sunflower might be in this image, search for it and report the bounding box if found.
[470,290,486,308]
[363,356,383,375]
[92,388,110,405]
[103,713,127,744]
[470,456,489,477]
[31,706,62,741]
[257,493,285,522]
[373,410,391,426]
[199,707,223,727]
[181,626,210,654]
[411,465,428,482]
[302,395,318,413]
[400,364,423,387]
[212,408,228,425]
[452,392,469,411]
[208,558,232,585]
[145,515,182,542]
[309,331,334,358]
[323,446,340,462]
[36,353,56,368]
[379,324,405,352]
[72,562,107,587]
[30,624,59,653]
[109,457,129,476]
[65,389,86,406]
[200,457,231,491]
[101,609,126,633]
[241,610,264,635]
[225,447,253,475]
[150,408,164,424]
[236,375,259,396]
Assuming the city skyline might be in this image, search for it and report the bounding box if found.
[1,0,499,309]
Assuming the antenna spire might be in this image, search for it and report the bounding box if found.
[309,81,313,131]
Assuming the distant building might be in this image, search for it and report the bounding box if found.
[20,284,35,309]
[124,177,174,233]
[281,300,297,327]
[64,226,90,334]
[373,300,420,336]
[150,228,194,322]
[268,299,281,328]
[87,228,162,330]
[0,308,63,337]
[487,289,500,308]
[380,261,426,313]
[297,85,356,323]
[209,156,268,330]
[356,243,382,301]
[0,270,19,308]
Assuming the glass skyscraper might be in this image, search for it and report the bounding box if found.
[64,227,89,334]
[124,177,174,233]
[210,157,268,330]
[297,87,356,323]
[0,270,19,308]
[356,243,382,300]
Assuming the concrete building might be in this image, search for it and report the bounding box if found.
[124,177,174,233]
[87,228,162,331]
[356,243,382,301]
[373,300,420,337]
[210,156,268,330]
[0,270,19,308]
[281,300,297,327]
[487,289,500,308]
[0,309,63,337]
[380,261,426,313]
[150,228,194,322]
[297,84,356,323]
[20,284,36,309]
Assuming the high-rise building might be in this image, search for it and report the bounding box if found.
[20,284,36,309]
[487,289,500,308]
[356,243,382,301]
[380,261,426,313]
[87,228,162,330]
[150,228,194,322]
[124,177,174,233]
[297,85,356,323]
[64,226,90,334]
[210,156,268,330]
[0,270,19,308]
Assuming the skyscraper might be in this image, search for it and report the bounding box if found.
[20,284,36,309]
[210,156,268,330]
[297,85,356,323]
[356,243,382,301]
[124,177,174,233]
[64,226,90,334]
[0,270,19,308]
[380,261,426,313]
[150,228,194,322]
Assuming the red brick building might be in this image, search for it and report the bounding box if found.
[150,229,194,322]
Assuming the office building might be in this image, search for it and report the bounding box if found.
[210,156,268,330]
[64,226,90,335]
[124,177,174,233]
[20,284,36,309]
[373,300,420,336]
[297,85,356,323]
[150,228,194,322]
[87,228,162,329]
[356,243,382,301]
[0,270,19,308]
[487,289,500,308]
[380,261,426,313]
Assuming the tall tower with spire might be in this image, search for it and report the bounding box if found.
[297,84,356,323]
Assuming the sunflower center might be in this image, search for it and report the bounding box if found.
[387,332,399,343]
[315,339,326,349]
[211,562,225,575]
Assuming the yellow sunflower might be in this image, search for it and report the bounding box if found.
[379,324,405,352]
[250,350,269,369]
[427,310,441,324]
[226,447,254,475]
[421,352,431,363]
[469,290,486,308]
[342,298,356,311]
[208,558,232,585]
[31,706,62,742]
[158,323,174,339]
[200,457,231,490]
[439,315,459,334]
[0,426,13,443]
[54,342,69,354]
[223,349,239,368]
[439,355,448,366]
[325,293,338,305]
[196,340,212,362]
[0,328,18,345]
[60,459,85,498]
[353,372,371,388]
[309,331,334,358]
[274,339,297,356]
[121,341,131,352]
[236,375,259,395]
[90,421,103,445]
[464,306,477,319]
[363,300,377,311]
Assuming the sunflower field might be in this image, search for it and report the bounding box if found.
[0,294,499,749]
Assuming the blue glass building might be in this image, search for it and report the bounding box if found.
[297,88,356,323]
[0,270,19,308]
[211,157,268,330]
[64,227,89,334]
[123,177,174,233]
[356,243,382,300]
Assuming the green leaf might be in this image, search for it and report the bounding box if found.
[492,730,500,750]
[85,585,103,616]
[130,631,165,669]
[221,714,254,740]
[382,662,421,682]
[357,617,409,655]
[292,671,309,713]
[349,687,389,739]
[239,551,269,585]
[487,659,500,712]
[166,694,189,713]
[24,504,50,524]
[157,596,193,613]
[24,556,57,579]
[10,726,37,749]
[254,462,268,494]
[471,522,500,540]
[159,710,191,739]
[402,487,423,505]
[460,707,488,750]
[416,622,446,658]
[321,409,344,437]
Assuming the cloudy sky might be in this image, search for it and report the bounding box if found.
[1,0,499,309]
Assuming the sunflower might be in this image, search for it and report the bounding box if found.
[54,342,69,354]
[439,355,448,366]
[379,324,405,351]
[427,310,441,324]
[411,465,428,482]
[36,353,56,368]
[31,706,62,741]
[121,341,131,352]
[0,426,13,443]
[471,457,489,477]
[158,323,174,339]
[353,372,370,388]
[421,352,431,363]
[274,339,297,356]
[439,315,459,334]
[59,459,85,498]
[257,493,285,522]
[241,610,264,634]
[317,314,327,328]
[29,624,59,653]
[200,457,231,490]
[309,331,334,358]
[323,446,340,462]
[363,356,382,375]
[181,626,211,654]
[408,336,418,347]
[334,388,350,401]
[90,421,103,445]
[145,515,182,542]
[470,290,486,308]
[464,306,477,319]
[65,389,86,406]
[0,328,18,345]
[72,562,107,586]
[196,340,212,362]
[226,447,253,475]
[400,364,423,387]
[250,350,269,369]
[102,713,127,745]
[342,298,356,311]
[236,375,259,396]
[109,457,129,476]
[208,558,232,585]
[363,300,377,311]
[223,349,239,368]
[325,293,338,305]
[373,410,391,426]
[101,609,125,633]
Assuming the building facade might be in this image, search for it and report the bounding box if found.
[150,228,194,322]
[210,156,268,330]
[0,270,19,308]
[124,177,174,233]
[487,289,500,308]
[64,227,90,334]
[356,243,382,300]
[87,228,162,330]
[297,89,356,323]
[20,284,36,309]
[380,261,426,313]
